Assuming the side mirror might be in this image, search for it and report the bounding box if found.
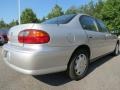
[118,35,120,39]
[110,29,118,35]
[110,29,120,36]
[110,30,115,34]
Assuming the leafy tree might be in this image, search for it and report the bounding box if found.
[21,8,38,24]
[40,17,46,23]
[1,0,120,34]
[78,0,95,16]
[65,6,78,14]
[93,0,104,18]
[100,0,120,30]
[47,4,64,19]
[37,19,41,23]
[9,20,18,28]
[0,19,8,29]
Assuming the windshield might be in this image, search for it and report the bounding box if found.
[42,14,76,24]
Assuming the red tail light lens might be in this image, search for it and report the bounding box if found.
[18,29,50,44]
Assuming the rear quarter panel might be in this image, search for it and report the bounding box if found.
[29,15,88,48]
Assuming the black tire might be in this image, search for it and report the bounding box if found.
[0,42,4,46]
[68,49,89,81]
[113,43,119,56]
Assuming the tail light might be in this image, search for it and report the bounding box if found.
[18,29,50,44]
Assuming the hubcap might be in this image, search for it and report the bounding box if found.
[74,54,87,76]
[115,44,119,55]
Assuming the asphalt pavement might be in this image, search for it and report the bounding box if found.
[0,47,120,90]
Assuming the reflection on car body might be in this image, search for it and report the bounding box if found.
[2,14,119,80]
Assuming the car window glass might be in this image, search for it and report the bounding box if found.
[97,20,108,33]
[80,16,98,31]
[42,14,76,24]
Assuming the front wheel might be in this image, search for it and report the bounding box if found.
[68,49,89,80]
[113,43,119,56]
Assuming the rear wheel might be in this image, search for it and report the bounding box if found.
[68,49,89,80]
[0,41,4,46]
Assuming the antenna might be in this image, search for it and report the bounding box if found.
[18,0,21,24]
[55,0,59,25]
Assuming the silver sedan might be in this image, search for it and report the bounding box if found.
[2,14,119,80]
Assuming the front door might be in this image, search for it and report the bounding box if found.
[96,19,117,53]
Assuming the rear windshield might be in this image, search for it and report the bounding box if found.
[42,14,76,24]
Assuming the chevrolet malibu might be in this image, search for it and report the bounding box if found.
[2,14,119,80]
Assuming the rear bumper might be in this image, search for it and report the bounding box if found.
[2,44,72,75]
[4,59,67,75]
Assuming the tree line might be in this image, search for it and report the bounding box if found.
[0,0,120,32]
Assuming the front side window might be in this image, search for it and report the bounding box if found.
[80,16,98,31]
[96,19,109,33]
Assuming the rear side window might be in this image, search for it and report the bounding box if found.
[96,19,108,33]
[80,16,98,31]
[42,14,76,24]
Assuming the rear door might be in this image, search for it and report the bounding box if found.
[79,15,106,59]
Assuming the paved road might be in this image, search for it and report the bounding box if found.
[0,47,120,90]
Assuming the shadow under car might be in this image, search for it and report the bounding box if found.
[33,53,118,86]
